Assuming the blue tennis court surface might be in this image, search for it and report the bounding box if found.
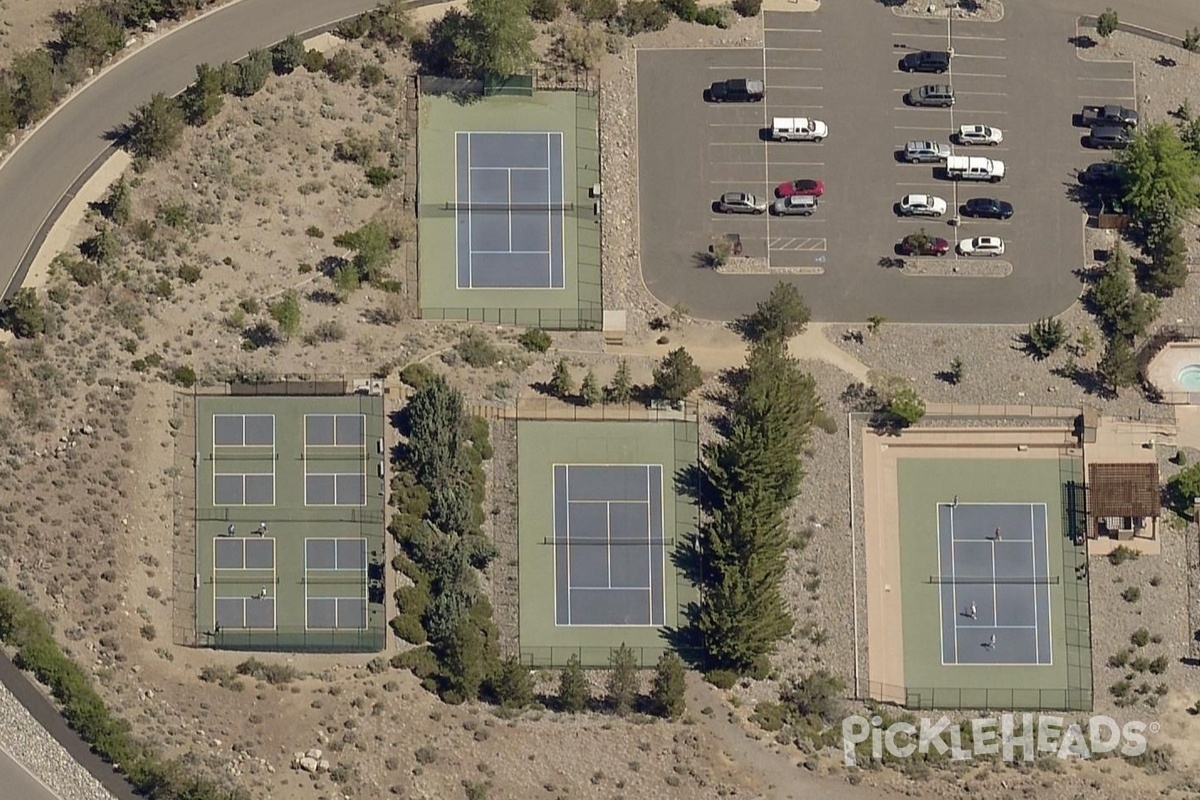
[936,503,1054,666]
[455,132,566,289]
[552,464,666,626]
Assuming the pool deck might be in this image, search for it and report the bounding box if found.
[1146,342,1200,404]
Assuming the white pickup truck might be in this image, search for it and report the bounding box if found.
[771,117,828,142]
[945,155,1005,183]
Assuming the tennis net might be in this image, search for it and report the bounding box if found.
[443,202,575,212]
[928,575,1060,585]
[543,537,674,546]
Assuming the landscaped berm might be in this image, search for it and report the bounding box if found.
[862,424,1094,711]
[193,386,387,652]
[417,79,601,329]
[516,418,700,667]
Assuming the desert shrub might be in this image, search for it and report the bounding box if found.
[360,63,386,87]
[177,263,202,284]
[695,6,726,26]
[170,365,197,387]
[325,49,360,83]
[530,0,563,20]
[456,328,502,368]
[366,166,396,187]
[732,0,762,16]
[660,0,699,21]
[1108,545,1140,566]
[233,48,273,96]
[705,669,738,689]
[517,327,552,352]
[392,646,440,679]
[302,320,347,344]
[619,0,671,33]
[336,13,372,39]
[68,259,104,287]
[554,25,606,70]
[335,135,375,165]
[389,613,428,645]
[400,362,437,389]
[568,0,620,23]
[271,33,307,74]
[305,225,325,238]
[303,49,327,72]
[236,657,300,685]
[1131,628,1150,648]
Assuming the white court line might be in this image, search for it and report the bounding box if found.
[955,624,1042,631]
[645,466,653,624]
[936,504,949,664]
[990,538,998,626]
[565,466,572,624]
[1030,504,1040,663]
[950,507,960,662]
[606,500,612,588]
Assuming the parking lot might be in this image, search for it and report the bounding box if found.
[636,5,1136,322]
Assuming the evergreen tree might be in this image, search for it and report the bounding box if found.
[579,369,602,406]
[267,290,301,340]
[57,4,125,68]
[126,92,184,159]
[606,644,639,716]
[271,33,307,74]
[181,63,224,126]
[1145,214,1189,296]
[740,280,810,343]
[550,358,574,399]
[333,220,392,283]
[557,653,589,713]
[650,652,686,719]
[1097,335,1138,394]
[887,387,926,427]
[652,348,702,404]
[606,358,633,403]
[234,48,273,97]
[459,0,536,77]
[441,618,488,701]
[490,656,533,709]
[11,50,56,127]
[0,85,16,139]
[0,288,48,338]
[100,178,132,225]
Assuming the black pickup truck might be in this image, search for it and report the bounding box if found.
[1078,104,1139,128]
[706,78,765,102]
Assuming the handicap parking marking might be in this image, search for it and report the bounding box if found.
[769,237,827,252]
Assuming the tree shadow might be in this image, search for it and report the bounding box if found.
[318,255,348,276]
[307,288,342,305]
[693,250,719,270]
[1068,34,1096,49]
[1052,360,1112,397]
[1155,54,1178,68]
[935,369,960,385]
[878,256,905,270]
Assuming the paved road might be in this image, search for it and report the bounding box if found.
[0,0,397,297]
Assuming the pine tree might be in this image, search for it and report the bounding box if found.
[1145,216,1189,296]
[127,92,185,159]
[182,63,224,126]
[550,358,574,399]
[580,369,602,406]
[606,358,633,404]
[606,644,639,716]
[652,348,702,404]
[740,281,810,343]
[557,653,589,712]
[490,655,533,709]
[1097,335,1138,394]
[442,618,488,701]
[650,652,686,719]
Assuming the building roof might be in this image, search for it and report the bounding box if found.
[1088,463,1161,519]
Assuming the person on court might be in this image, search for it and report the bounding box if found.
[259,586,267,600]
[967,602,977,620]
[988,634,997,649]
[993,527,1002,541]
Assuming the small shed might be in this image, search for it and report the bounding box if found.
[1087,463,1161,540]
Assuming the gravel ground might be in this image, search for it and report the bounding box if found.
[0,681,115,800]
[891,0,1004,22]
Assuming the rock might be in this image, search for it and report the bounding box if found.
[317,759,330,773]
[300,757,319,773]
[306,748,323,760]
[82,424,95,435]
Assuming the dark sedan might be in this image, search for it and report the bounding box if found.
[961,198,1014,220]
[1079,162,1124,188]
[899,50,951,73]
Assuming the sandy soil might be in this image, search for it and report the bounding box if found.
[4,6,1200,800]
[0,0,82,69]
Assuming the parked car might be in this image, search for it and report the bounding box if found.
[958,236,1005,257]
[898,234,950,257]
[1079,162,1124,188]
[707,78,765,102]
[906,84,955,107]
[945,155,1005,182]
[1087,126,1133,149]
[717,192,768,214]
[1079,104,1139,128]
[902,140,951,163]
[772,195,818,216]
[956,124,1003,146]
[960,198,1014,220]
[771,117,828,142]
[775,179,825,198]
[899,194,948,217]
[899,50,951,73]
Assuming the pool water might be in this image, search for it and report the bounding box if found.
[1178,364,1200,391]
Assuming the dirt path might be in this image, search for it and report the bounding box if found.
[686,674,889,800]
[611,322,872,380]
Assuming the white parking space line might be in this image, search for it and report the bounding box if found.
[767,161,827,167]
[956,91,1008,97]
[895,108,1006,115]
[764,47,823,52]
[766,66,824,71]
[708,64,766,71]
[894,126,955,133]
[1077,76,1135,82]
[953,54,1007,60]
[953,72,1007,79]
[1078,95,1135,102]
[768,85,824,91]
[763,27,822,33]
[708,123,765,128]
[895,182,946,188]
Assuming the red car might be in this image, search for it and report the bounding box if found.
[775,179,825,198]
[898,235,950,257]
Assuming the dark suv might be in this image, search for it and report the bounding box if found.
[899,50,951,74]
[706,78,766,102]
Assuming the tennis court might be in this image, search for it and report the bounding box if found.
[552,464,666,626]
[455,132,566,289]
[194,393,387,652]
[517,420,699,667]
[935,502,1053,665]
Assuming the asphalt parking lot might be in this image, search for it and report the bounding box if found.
[636,5,1136,322]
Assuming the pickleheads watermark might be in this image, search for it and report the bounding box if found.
[842,714,1158,765]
